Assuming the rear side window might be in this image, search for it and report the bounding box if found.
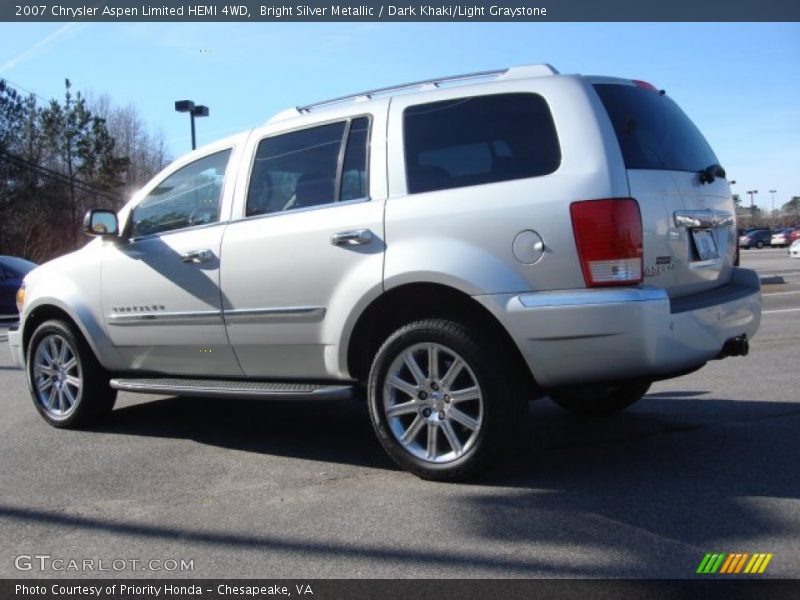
[403,93,560,194]
[593,84,719,173]
[246,116,370,217]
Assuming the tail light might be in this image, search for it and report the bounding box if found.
[570,198,643,287]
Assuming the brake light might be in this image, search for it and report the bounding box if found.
[632,80,657,91]
[570,198,643,287]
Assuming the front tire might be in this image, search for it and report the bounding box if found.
[367,319,526,481]
[26,319,117,428]
[549,381,651,416]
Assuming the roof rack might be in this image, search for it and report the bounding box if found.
[293,63,559,114]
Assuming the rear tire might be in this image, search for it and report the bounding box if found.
[549,381,650,416]
[26,319,117,428]
[756,241,764,249]
[367,319,527,481]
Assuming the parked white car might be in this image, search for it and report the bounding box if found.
[790,239,800,258]
[9,65,761,480]
[771,228,793,247]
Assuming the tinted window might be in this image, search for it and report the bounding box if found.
[130,150,231,238]
[404,93,560,194]
[340,117,370,202]
[247,121,357,217]
[593,84,719,172]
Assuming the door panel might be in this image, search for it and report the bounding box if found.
[100,140,245,376]
[101,225,243,376]
[221,110,387,380]
[220,201,384,378]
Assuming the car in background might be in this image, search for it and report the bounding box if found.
[0,256,37,318]
[789,239,800,259]
[739,229,772,249]
[770,228,795,247]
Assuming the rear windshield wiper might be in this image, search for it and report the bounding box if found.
[699,163,726,184]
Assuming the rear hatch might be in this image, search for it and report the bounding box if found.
[592,80,735,298]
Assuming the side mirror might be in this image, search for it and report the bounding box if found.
[83,209,119,238]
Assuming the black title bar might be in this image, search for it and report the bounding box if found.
[2,579,799,600]
[3,0,800,22]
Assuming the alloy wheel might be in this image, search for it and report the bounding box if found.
[32,334,82,418]
[382,342,484,464]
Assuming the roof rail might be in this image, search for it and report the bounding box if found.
[294,63,559,114]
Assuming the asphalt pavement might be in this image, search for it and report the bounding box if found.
[1,248,798,579]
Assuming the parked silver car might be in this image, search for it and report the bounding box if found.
[9,65,761,480]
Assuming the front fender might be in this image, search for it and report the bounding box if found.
[20,249,126,372]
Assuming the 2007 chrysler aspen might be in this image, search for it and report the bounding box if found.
[9,65,761,480]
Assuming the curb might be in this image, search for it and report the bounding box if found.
[760,275,785,285]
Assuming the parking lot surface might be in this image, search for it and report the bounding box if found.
[1,248,798,578]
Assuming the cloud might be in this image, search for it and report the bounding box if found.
[0,22,82,74]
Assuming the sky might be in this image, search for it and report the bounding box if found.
[1,21,799,210]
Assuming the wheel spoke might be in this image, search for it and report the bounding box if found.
[62,384,76,408]
[39,377,54,392]
[65,375,81,389]
[440,357,464,390]
[449,407,479,431]
[59,339,70,363]
[40,344,54,365]
[386,400,420,418]
[426,423,438,459]
[449,386,480,403]
[403,351,426,386]
[441,420,463,455]
[34,364,57,377]
[427,344,439,381]
[62,357,77,371]
[401,415,425,443]
[388,375,418,398]
[57,387,66,412]
[46,386,58,409]
[48,337,59,363]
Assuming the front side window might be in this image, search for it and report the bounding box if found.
[404,93,560,194]
[130,149,231,238]
[246,117,370,217]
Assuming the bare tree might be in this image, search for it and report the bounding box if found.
[86,92,170,196]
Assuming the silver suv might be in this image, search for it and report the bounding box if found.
[9,65,761,480]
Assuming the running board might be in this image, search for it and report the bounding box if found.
[110,377,354,400]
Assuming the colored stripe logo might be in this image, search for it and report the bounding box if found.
[697,553,773,574]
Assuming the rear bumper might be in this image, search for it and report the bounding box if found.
[7,322,24,368]
[475,268,761,388]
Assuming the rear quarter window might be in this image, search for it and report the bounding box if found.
[593,84,719,173]
[403,93,560,194]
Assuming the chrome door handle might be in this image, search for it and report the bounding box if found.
[330,229,373,246]
[180,249,214,263]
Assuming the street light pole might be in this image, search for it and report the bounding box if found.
[769,190,777,227]
[174,100,210,150]
[747,190,758,226]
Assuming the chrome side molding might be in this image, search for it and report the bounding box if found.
[674,209,734,228]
